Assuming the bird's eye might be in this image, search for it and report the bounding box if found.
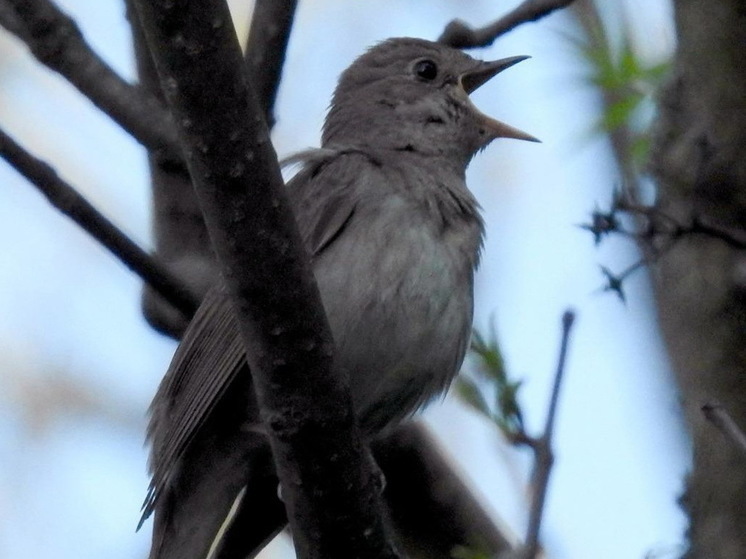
[413,59,438,81]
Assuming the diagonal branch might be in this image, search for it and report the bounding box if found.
[0,126,199,318]
[243,0,298,129]
[0,0,23,35]
[131,1,398,557]
[373,423,515,558]
[438,0,577,48]
[0,0,181,160]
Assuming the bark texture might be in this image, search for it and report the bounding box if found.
[650,1,746,557]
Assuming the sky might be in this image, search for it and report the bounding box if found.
[0,1,688,558]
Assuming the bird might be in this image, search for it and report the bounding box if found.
[141,37,537,559]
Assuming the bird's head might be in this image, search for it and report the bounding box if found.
[322,37,538,165]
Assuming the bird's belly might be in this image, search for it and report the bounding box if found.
[313,227,475,433]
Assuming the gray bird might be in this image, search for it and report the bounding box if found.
[142,37,537,559]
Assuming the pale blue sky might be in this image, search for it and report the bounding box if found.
[0,1,687,558]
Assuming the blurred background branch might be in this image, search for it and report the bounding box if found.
[0,0,181,160]
[439,0,577,48]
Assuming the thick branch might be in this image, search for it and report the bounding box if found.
[438,0,576,48]
[0,126,199,318]
[648,1,746,553]
[124,0,212,338]
[0,0,181,160]
[243,0,298,128]
[374,423,515,559]
[131,1,398,558]
[0,0,23,35]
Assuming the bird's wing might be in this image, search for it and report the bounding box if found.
[141,284,244,524]
[142,148,368,525]
[285,147,367,257]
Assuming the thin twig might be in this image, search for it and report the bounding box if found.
[702,402,746,458]
[585,200,746,299]
[243,0,298,128]
[0,126,199,318]
[0,0,181,160]
[438,0,576,48]
[543,310,575,442]
[522,309,576,559]
[688,216,746,249]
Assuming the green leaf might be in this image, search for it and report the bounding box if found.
[599,94,643,132]
[470,325,506,383]
[456,377,492,419]
[466,321,526,438]
[498,379,525,431]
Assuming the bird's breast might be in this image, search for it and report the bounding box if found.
[311,194,481,432]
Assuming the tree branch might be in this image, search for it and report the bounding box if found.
[0,0,23,36]
[648,0,746,552]
[131,1,398,557]
[374,423,515,559]
[0,126,199,318]
[582,198,746,299]
[522,310,575,559]
[438,0,577,48]
[0,0,181,161]
[243,0,298,128]
[247,8,520,552]
[124,0,212,338]
[463,311,575,558]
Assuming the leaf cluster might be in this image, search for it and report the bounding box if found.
[458,324,527,443]
[570,16,670,167]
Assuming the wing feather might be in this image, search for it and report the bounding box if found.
[142,148,368,525]
[141,286,243,524]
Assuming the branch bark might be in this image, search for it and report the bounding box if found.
[131,1,398,557]
[243,0,298,129]
[124,0,213,337]
[373,423,515,559]
[131,0,300,337]
[649,0,746,557]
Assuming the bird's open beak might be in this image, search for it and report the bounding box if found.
[459,56,540,143]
